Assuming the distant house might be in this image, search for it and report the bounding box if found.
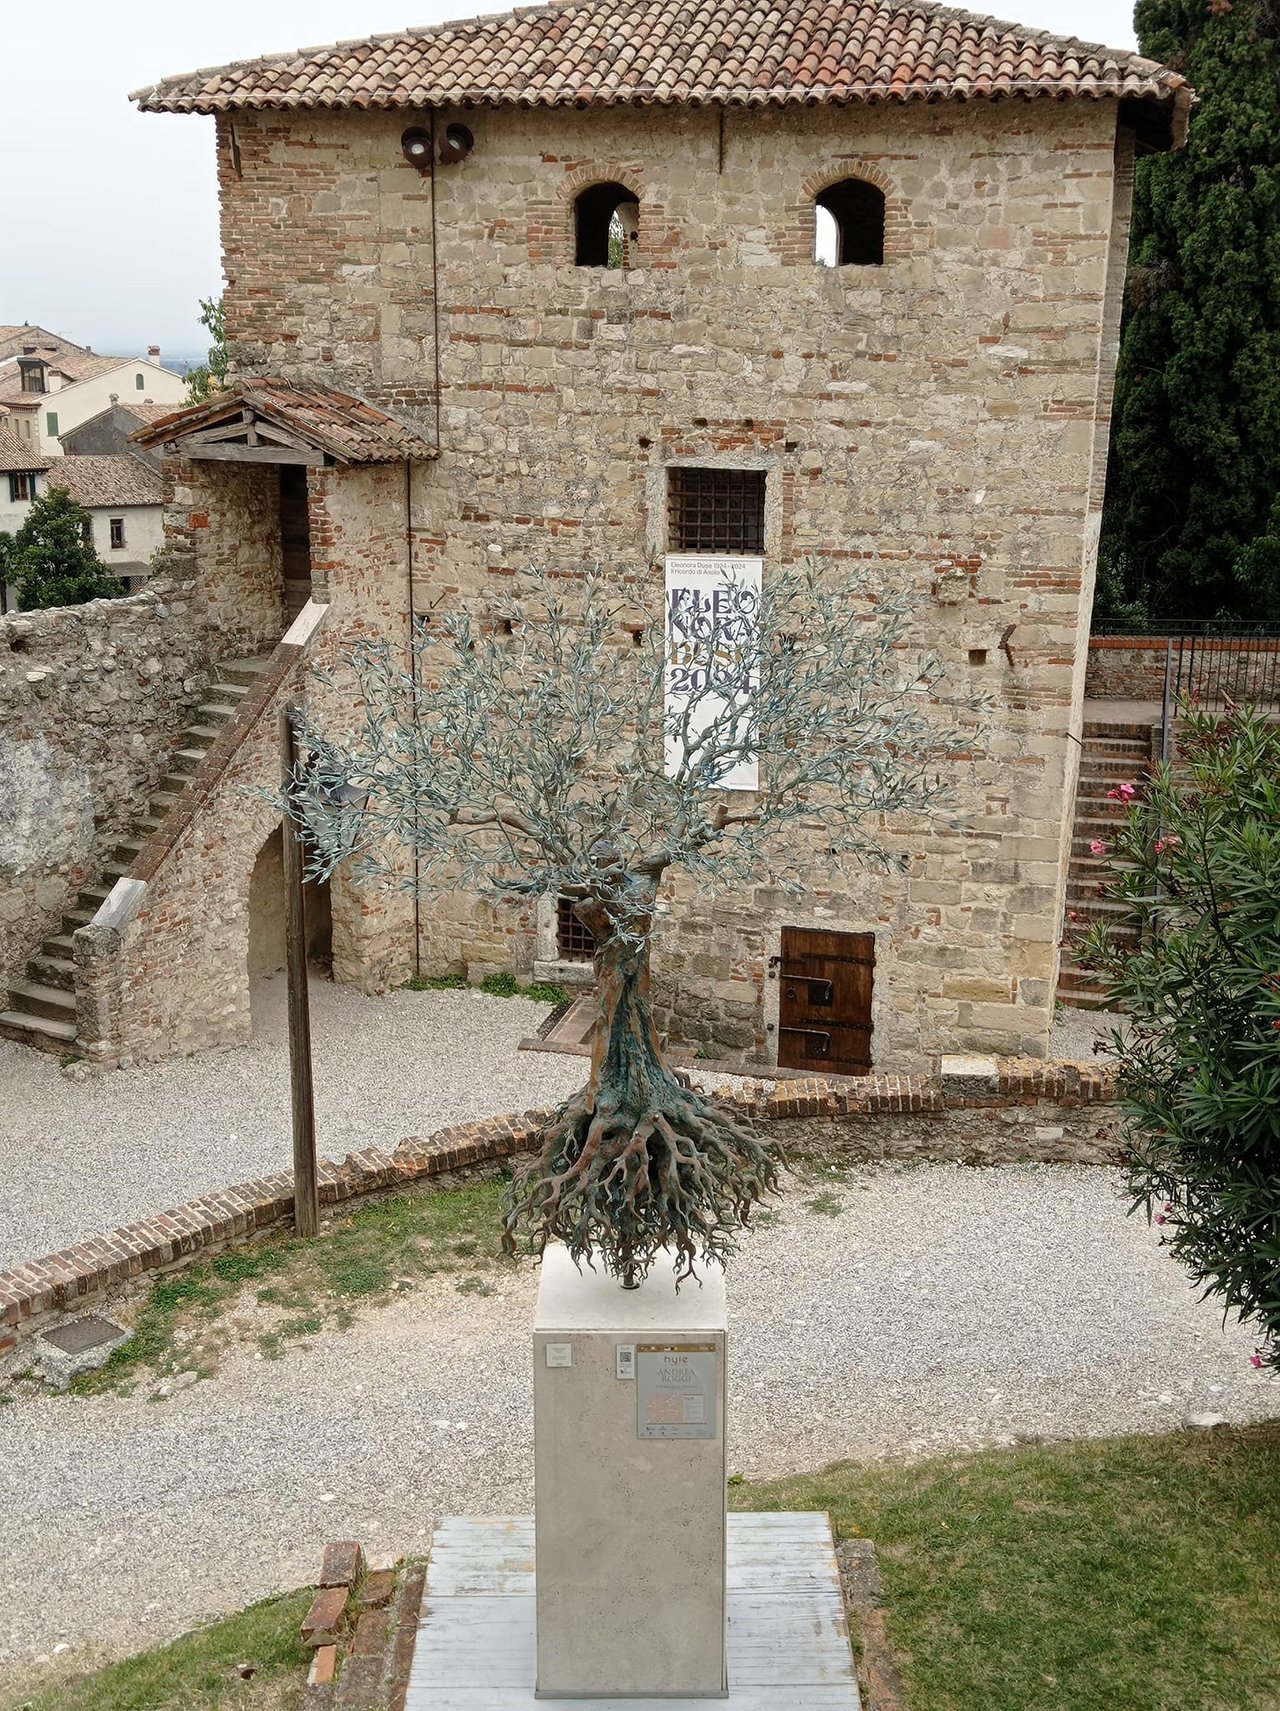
[44,455,164,592]
[0,344,186,457]
[0,419,49,535]
[0,324,91,364]
[59,399,179,472]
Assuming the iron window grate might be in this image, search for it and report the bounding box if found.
[668,467,765,555]
[557,897,597,963]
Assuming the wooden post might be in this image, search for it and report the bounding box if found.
[281,706,320,1239]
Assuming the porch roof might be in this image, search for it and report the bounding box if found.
[131,380,439,466]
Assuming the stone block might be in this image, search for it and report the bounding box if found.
[533,1245,727,1698]
[940,1054,1000,1099]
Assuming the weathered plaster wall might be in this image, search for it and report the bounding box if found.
[0,576,210,977]
[204,95,1136,1067]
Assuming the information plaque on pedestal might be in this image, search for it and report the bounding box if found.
[532,1244,728,1699]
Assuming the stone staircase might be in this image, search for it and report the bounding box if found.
[1056,719,1155,1010]
[0,657,268,1055]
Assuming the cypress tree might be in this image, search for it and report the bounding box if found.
[1099,0,1280,624]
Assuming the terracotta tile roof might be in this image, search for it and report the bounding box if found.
[125,401,184,424]
[131,0,1189,130]
[130,380,439,464]
[0,427,49,474]
[45,455,164,509]
[0,351,130,405]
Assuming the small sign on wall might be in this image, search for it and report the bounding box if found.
[636,1342,718,1440]
[664,556,762,792]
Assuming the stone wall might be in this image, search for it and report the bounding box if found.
[1085,637,1171,702]
[1084,635,1280,705]
[84,639,311,1063]
[199,95,1139,1068]
[0,572,211,977]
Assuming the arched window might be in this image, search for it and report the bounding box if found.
[814,178,885,267]
[575,181,639,268]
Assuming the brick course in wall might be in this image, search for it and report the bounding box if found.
[0,1058,1121,1355]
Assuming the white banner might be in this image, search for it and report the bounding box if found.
[664,555,762,792]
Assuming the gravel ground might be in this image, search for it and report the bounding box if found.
[0,979,585,1270]
[1049,1005,1132,1062]
[1,979,1128,1274]
[1,1161,1275,1684]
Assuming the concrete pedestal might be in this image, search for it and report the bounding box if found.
[533,1245,728,1699]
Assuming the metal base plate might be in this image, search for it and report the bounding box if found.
[405,1512,861,1710]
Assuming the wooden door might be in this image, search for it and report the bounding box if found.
[776,926,874,1076]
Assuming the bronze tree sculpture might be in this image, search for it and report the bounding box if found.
[288,564,971,1286]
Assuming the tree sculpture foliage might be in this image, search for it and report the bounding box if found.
[289,566,968,1286]
[0,486,121,610]
[1097,0,1280,625]
[1078,706,1280,1368]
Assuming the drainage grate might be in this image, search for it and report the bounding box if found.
[39,1315,126,1356]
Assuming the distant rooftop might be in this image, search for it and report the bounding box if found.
[46,455,164,509]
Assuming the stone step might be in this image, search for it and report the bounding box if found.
[171,747,211,775]
[8,978,78,1023]
[26,952,75,992]
[157,772,192,798]
[183,723,225,745]
[41,932,76,960]
[60,908,95,933]
[101,862,133,883]
[1082,721,1157,741]
[197,701,240,723]
[0,1009,77,1053]
[1080,734,1151,755]
[113,835,147,863]
[132,815,165,836]
[215,656,269,687]
[143,791,185,821]
[74,885,112,913]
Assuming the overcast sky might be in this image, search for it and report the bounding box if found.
[0,0,1141,362]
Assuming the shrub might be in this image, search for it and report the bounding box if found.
[1079,705,1280,1368]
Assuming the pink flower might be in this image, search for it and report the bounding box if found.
[1118,781,1136,800]
[1155,1213,1166,1224]
[1155,835,1180,855]
[1090,839,1107,856]
[1250,1353,1265,1370]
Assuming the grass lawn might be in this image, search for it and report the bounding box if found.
[10,1425,1275,1711]
[733,1419,1280,1711]
[0,1589,313,1711]
[70,1177,514,1393]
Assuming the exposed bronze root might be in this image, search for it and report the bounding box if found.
[501,1068,781,1286]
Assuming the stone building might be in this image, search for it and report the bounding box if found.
[0,0,1190,1069]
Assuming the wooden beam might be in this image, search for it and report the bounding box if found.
[280,707,320,1241]
[183,442,328,466]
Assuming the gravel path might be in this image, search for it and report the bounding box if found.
[1,1162,1274,1683]
[0,975,1135,1273]
[1049,1005,1132,1062]
[0,979,584,1270]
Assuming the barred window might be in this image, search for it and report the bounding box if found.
[556,897,597,963]
[668,467,765,555]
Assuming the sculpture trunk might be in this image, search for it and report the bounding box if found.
[501,885,781,1286]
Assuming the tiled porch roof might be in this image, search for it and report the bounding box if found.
[131,380,438,465]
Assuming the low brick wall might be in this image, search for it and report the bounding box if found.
[1084,636,1170,702]
[1086,634,1280,704]
[0,1059,1121,1355]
